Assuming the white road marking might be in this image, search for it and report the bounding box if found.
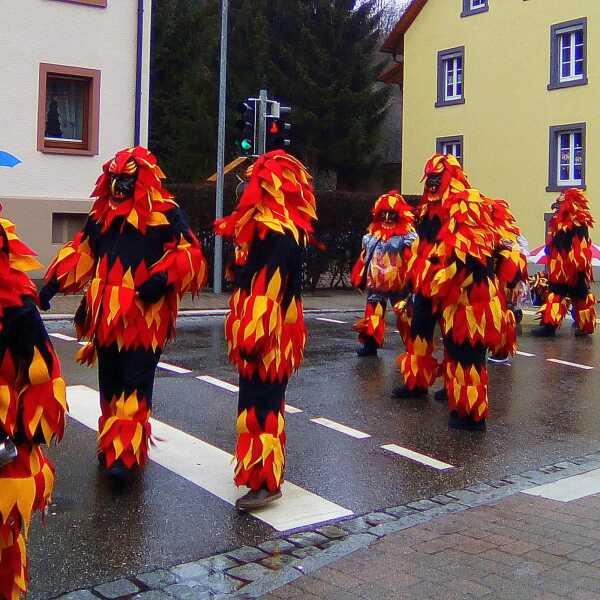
[310,417,370,439]
[157,362,192,374]
[547,358,594,370]
[49,333,77,342]
[381,444,454,471]
[523,469,600,502]
[315,317,347,324]
[196,375,239,393]
[285,405,303,414]
[67,385,352,530]
[516,350,536,357]
[77,341,87,346]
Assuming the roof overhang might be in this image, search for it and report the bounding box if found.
[376,62,403,85]
[380,0,428,55]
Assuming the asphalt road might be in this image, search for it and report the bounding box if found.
[30,310,600,598]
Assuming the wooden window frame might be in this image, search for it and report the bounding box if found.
[37,63,101,156]
[51,0,107,7]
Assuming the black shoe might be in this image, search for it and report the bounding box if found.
[392,385,427,399]
[531,324,556,337]
[513,309,523,324]
[356,338,378,357]
[448,410,486,431]
[235,487,282,511]
[574,328,592,337]
[433,388,447,403]
[103,458,134,483]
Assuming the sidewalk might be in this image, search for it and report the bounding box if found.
[260,492,600,600]
[43,289,366,317]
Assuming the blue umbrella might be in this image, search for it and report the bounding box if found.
[0,151,21,168]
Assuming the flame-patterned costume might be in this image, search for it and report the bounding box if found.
[351,192,417,353]
[535,189,596,335]
[215,150,316,500]
[41,147,206,473]
[0,217,66,600]
[397,155,518,429]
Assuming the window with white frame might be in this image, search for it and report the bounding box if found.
[547,123,586,191]
[436,136,463,166]
[436,47,465,107]
[549,18,587,90]
[461,0,488,17]
[471,0,486,9]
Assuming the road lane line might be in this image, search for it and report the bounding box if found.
[315,317,347,324]
[310,417,370,439]
[285,405,303,414]
[380,444,454,471]
[196,375,239,393]
[67,385,353,530]
[49,333,77,342]
[523,469,600,502]
[547,358,593,370]
[157,362,192,374]
[516,350,536,357]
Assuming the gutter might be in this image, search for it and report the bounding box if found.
[134,0,144,146]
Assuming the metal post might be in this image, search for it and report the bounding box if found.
[257,89,268,155]
[214,0,228,294]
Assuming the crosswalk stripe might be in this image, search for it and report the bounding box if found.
[285,405,303,414]
[315,317,347,324]
[196,375,239,393]
[157,362,192,374]
[380,444,454,470]
[66,386,353,531]
[310,417,370,439]
[50,333,77,342]
[523,469,600,502]
[547,358,594,370]
[516,350,536,357]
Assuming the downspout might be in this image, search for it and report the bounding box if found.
[134,0,144,146]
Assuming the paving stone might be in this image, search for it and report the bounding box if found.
[258,539,297,555]
[226,546,269,563]
[429,495,457,505]
[520,470,556,484]
[163,583,212,600]
[94,579,141,599]
[291,546,321,559]
[261,554,298,570]
[170,561,211,582]
[364,511,397,526]
[133,592,173,600]
[227,562,272,582]
[56,591,99,600]
[315,525,347,539]
[338,516,371,533]
[202,572,243,594]
[466,482,495,494]
[135,570,178,589]
[287,531,328,548]
[407,499,440,512]
[484,479,511,488]
[385,504,421,516]
[233,565,302,598]
[196,554,239,572]
[568,545,600,564]
[445,489,487,506]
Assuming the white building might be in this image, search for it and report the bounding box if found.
[0,0,152,277]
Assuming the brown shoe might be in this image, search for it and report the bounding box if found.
[235,487,282,511]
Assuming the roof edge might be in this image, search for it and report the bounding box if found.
[380,0,428,53]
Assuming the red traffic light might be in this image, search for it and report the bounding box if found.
[269,121,280,134]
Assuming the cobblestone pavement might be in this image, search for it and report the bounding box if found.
[53,451,600,599]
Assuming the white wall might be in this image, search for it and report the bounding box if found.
[0,0,141,200]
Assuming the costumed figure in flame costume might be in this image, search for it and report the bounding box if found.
[39,147,207,478]
[215,150,316,510]
[350,192,417,356]
[0,216,66,600]
[393,154,517,430]
[532,188,596,337]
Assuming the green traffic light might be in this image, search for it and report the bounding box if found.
[241,139,252,151]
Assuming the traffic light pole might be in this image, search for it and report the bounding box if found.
[214,0,228,295]
[257,89,268,155]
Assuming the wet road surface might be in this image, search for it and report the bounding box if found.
[31,311,600,598]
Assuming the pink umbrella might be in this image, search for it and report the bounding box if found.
[528,243,600,266]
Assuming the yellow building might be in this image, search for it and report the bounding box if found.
[379,0,599,248]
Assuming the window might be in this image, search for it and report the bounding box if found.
[547,123,586,191]
[52,213,87,244]
[436,135,463,166]
[549,18,587,90]
[37,63,101,156]
[436,47,465,107]
[461,0,489,17]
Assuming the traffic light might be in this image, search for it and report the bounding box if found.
[265,104,292,152]
[235,100,256,156]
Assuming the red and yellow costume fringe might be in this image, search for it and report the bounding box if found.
[216,150,316,492]
[43,147,206,470]
[399,154,518,422]
[0,217,66,600]
[537,188,596,334]
[351,192,416,348]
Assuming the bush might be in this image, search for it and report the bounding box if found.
[169,183,420,289]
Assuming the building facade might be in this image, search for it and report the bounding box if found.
[379,0,599,247]
[0,0,152,277]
